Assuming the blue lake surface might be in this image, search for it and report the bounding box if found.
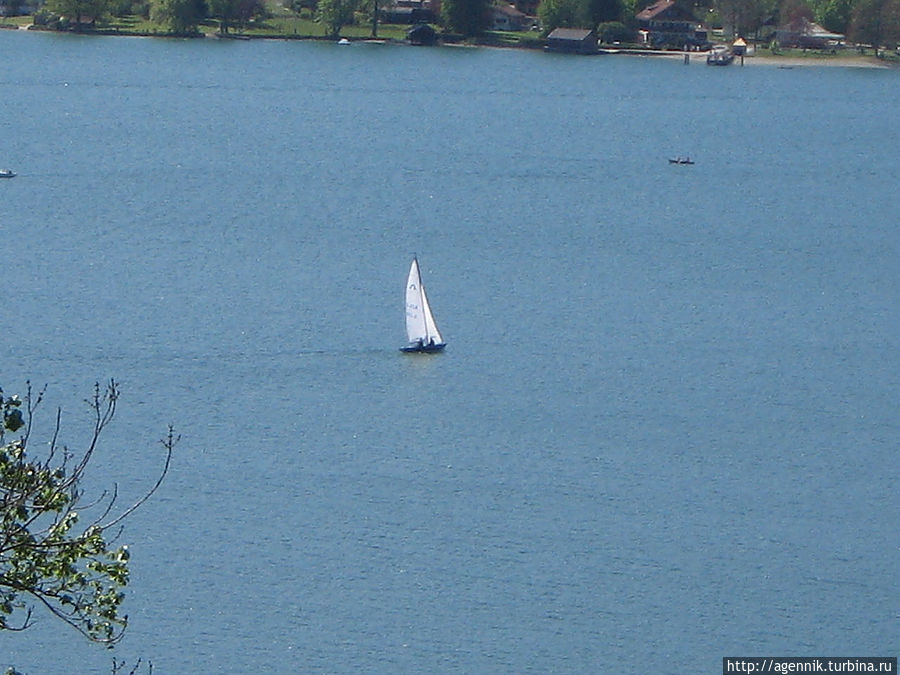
[0,30,897,673]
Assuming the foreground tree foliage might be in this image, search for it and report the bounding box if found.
[6,657,151,675]
[0,381,175,645]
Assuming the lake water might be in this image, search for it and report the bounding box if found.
[0,30,897,673]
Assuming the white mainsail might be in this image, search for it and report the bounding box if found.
[405,257,443,346]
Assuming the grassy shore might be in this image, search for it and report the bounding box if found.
[1,13,545,49]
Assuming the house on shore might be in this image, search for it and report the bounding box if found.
[546,28,598,54]
[775,17,844,49]
[635,0,709,48]
[490,3,531,32]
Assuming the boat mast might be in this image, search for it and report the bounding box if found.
[416,257,430,342]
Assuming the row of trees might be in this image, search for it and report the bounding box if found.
[531,0,900,49]
[41,0,384,37]
[443,0,898,47]
[41,0,266,34]
[709,0,900,46]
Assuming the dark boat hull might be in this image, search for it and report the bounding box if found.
[400,342,446,353]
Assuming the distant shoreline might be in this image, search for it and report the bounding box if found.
[3,22,897,68]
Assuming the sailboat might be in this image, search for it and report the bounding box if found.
[400,256,446,353]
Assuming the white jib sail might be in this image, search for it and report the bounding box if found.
[420,281,443,344]
[405,258,443,344]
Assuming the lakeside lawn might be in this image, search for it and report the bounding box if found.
[3,11,541,47]
[0,7,412,39]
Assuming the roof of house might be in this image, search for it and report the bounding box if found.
[777,16,844,39]
[635,0,695,22]
[492,3,527,18]
[547,28,594,40]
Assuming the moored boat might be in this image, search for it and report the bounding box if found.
[706,47,734,65]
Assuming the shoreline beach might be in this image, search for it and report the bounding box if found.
[605,45,896,68]
[696,52,894,68]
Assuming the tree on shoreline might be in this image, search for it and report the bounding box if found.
[814,0,855,32]
[581,0,625,27]
[0,381,175,645]
[316,0,358,37]
[46,0,109,28]
[150,0,206,34]
[440,0,490,35]
[851,0,900,51]
[207,0,266,34]
[208,0,238,32]
[538,0,581,35]
[717,0,774,39]
[538,0,624,35]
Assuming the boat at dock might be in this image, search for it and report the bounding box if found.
[706,47,734,65]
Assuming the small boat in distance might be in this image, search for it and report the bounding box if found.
[0,169,15,178]
[669,157,695,165]
[401,256,446,353]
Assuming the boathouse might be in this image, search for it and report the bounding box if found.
[545,28,598,54]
